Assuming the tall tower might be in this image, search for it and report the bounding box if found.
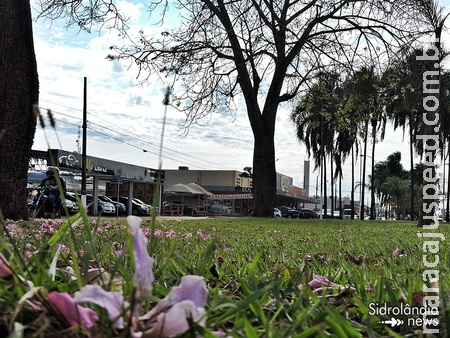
[76,125,81,153]
[303,159,310,197]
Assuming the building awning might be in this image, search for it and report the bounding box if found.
[276,190,319,204]
[164,182,213,195]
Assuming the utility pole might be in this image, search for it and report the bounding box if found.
[81,77,87,208]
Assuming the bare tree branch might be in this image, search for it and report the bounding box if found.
[35,0,440,216]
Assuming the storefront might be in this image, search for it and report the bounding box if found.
[208,190,254,216]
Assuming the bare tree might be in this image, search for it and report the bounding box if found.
[0,0,39,220]
[36,0,425,216]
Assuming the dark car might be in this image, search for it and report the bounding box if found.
[133,198,156,213]
[298,208,317,219]
[116,196,150,216]
[163,202,197,216]
[275,206,299,218]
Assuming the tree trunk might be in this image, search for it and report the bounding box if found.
[361,120,369,220]
[322,150,327,216]
[351,145,355,219]
[0,0,39,220]
[370,121,376,220]
[339,173,342,217]
[409,115,415,221]
[419,31,441,227]
[251,122,276,217]
[330,152,334,217]
[447,146,450,222]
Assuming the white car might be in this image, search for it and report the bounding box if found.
[62,198,79,215]
[66,192,116,215]
[343,209,359,219]
[274,208,282,218]
[98,201,116,215]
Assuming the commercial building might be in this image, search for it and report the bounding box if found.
[163,166,317,216]
[29,149,316,216]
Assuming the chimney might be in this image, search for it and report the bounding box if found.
[303,160,310,196]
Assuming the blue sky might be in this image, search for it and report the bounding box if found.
[30,1,450,200]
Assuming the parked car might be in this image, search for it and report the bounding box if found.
[99,195,126,215]
[27,171,46,186]
[61,198,79,215]
[320,209,332,218]
[116,196,150,216]
[66,192,116,216]
[87,194,116,215]
[343,209,359,219]
[274,208,282,218]
[275,206,299,218]
[163,202,197,216]
[298,208,317,219]
[133,198,155,213]
[333,210,342,219]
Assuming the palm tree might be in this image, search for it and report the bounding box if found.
[333,111,359,218]
[341,66,384,219]
[383,47,435,221]
[439,71,450,222]
[412,0,449,226]
[381,176,410,219]
[368,69,387,219]
[385,52,450,224]
[291,71,342,216]
[371,160,389,218]
[386,152,405,178]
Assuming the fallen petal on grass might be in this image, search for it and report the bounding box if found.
[73,285,127,329]
[0,253,12,279]
[128,215,155,298]
[143,300,206,338]
[46,291,99,329]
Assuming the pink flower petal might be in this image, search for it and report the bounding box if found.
[167,275,208,307]
[73,284,126,329]
[46,291,98,329]
[392,248,400,259]
[127,216,155,298]
[0,253,12,279]
[141,275,208,321]
[151,300,206,337]
[308,274,337,292]
[308,274,329,289]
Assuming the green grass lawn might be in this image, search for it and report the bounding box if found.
[0,215,448,337]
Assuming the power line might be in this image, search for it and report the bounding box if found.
[49,116,230,169]
[38,104,239,170]
[86,116,232,169]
